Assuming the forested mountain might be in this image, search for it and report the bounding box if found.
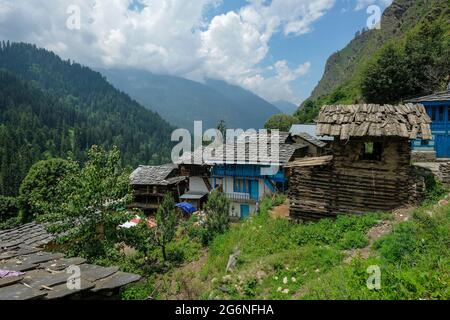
[295,0,449,123]
[100,69,281,130]
[0,42,174,196]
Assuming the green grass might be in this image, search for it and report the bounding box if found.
[200,196,385,299]
[200,194,449,300]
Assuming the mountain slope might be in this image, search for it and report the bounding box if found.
[309,0,448,101]
[295,0,449,123]
[100,69,281,130]
[0,42,174,195]
[272,100,298,115]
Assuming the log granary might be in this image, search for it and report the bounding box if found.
[287,104,432,221]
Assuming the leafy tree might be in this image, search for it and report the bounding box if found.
[404,21,450,94]
[361,44,411,104]
[264,114,296,132]
[154,193,178,261]
[41,146,133,259]
[18,158,78,222]
[202,191,230,245]
[0,196,18,222]
[294,100,319,124]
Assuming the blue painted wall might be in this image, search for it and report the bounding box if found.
[211,164,286,182]
[412,101,450,158]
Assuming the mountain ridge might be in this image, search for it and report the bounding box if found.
[100,68,281,130]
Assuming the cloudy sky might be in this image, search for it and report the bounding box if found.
[0,0,392,104]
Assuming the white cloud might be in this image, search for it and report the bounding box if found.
[0,0,335,103]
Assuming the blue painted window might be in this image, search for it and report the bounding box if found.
[234,178,248,193]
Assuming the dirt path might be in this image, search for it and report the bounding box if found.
[270,200,290,219]
[344,206,414,263]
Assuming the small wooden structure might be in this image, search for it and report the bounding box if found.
[288,104,432,221]
[130,164,187,214]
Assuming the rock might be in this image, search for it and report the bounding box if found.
[282,289,290,294]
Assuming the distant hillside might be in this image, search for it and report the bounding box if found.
[0,42,174,195]
[296,0,449,123]
[100,69,281,130]
[272,100,298,115]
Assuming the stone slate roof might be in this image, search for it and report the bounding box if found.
[406,90,450,103]
[130,163,186,186]
[0,222,140,300]
[290,124,334,141]
[316,104,432,140]
[293,132,328,148]
[176,132,307,166]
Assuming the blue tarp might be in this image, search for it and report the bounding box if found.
[175,202,197,215]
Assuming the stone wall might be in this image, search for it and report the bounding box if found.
[411,151,437,163]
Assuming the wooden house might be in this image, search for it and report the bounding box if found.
[129,164,187,214]
[204,132,310,219]
[407,86,450,160]
[176,132,318,219]
[288,104,432,221]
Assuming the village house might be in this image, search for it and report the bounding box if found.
[129,164,188,214]
[408,85,450,160]
[201,132,314,219]
[287,104,432,222]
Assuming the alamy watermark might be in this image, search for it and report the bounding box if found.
[66,4,81,30]
[367,5,382,30]
[367,265,381,290]
[67,265,81,290]
[171,121,281,176]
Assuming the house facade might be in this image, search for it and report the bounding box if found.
[129,164,188,214]
[408,87,450,159]
[176,132,316,219]
[206,132,309,219]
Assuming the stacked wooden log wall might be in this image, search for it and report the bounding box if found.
[289,137,426,221]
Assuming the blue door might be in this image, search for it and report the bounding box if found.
[435,134,450,158]
[240,204,250,219]
[249,180,259,201]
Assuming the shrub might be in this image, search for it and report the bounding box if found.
[0,196,18,221]
[202,191,230,245]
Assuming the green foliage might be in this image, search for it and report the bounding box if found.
[121,277,156,300]
[40,146,133,259]
[0,42,173,196]
[361,44,411,104]
[264,114,297,132]
[0,195,18,221]
[293,5,450,121]
[361,20,449,104]
[202,191,231,245]
[294,100,319,124]
[424,175,447,204]
[303,204,450,300]
[18,158,77,222]
[154,194,179,261]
